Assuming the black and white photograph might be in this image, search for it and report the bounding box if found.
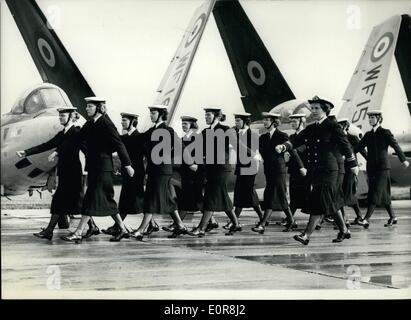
[1,0,410,303]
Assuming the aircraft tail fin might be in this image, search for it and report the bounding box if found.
[213,0,295,121]
[153,0,216,128]
[338,15,403,132]
[395,14,411,115]
[6,0,94,118]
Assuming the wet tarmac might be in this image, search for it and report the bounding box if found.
[1,201,411,298]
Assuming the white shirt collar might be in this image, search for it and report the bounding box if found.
[93,114,103,123]
[155,120,165,128]
[209,121,220,130]
[63,123,74,133]
[268,126,276,137]
[239,126,249,135]
[372,123,380,132]
[127,127,136,136]
[317,116,327,124]
[184,129,193,138]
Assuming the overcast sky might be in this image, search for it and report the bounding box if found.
[1,0,410,134]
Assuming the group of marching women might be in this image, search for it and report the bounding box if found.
[18,95,409,245]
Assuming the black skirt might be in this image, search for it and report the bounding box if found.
[144,174,177,214]
[342,171,358,206]
[179,175,203,212]
[50,169,83,216]
[302,169,338,216]
[119,174,144,215]
[233,174,259,208]
[289,173,309,209]
[82,171,118,216]
[367,170,391,206]
[263,172,289,210]
[334,172,345,210]
[203,171,233,212]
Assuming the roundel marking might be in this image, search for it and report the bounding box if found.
[247,60,266,86]
[185,13,206,48]
[37,38,56,67]
[371,32,394,63]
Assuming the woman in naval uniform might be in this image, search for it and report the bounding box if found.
[129,105,189,240]
[251,112,298,234]
[188,107,242,237]
[61,97,134,243]
[355,111,409,228]
[223,112,263,230]
[16,107,96,240]
[287,113,309,218]
[291,96,359,245]
[337,118,367,224]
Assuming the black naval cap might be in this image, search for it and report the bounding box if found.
[120,112,139,119]
[308,95,334,111]
[366,110,382,116]
[148,104,168,112]
[180,116,198,122]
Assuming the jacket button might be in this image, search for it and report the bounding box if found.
[317,139,320,142]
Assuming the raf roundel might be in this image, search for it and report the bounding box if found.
[37,38,56,67]
[371,32,394,63]
[185,13,206,48]
[247,60,266,86]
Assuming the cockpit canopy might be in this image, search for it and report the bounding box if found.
[11,83,73,115]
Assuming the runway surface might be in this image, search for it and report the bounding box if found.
[2,201,411,299]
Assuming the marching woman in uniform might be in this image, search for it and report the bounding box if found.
[129,105,189,240]
[188,107,241,237]
[291,96,359,245]
[61,97,134,243]
[252,112,298,234]
[16,107,94,240]
[337,118,367,224]
[224,112,263,230]
[287,114,309,218]
[355,111,409,228]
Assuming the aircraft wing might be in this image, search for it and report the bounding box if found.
[6,0,94,118]
[338,15,402,132]
[213,0,295,121]
[152,0,216,128]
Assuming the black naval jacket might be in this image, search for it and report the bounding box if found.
[79,115,131,172]
[234,127,259,176]
[120,130,145,176]
[25,125,83,176]
[346,133,368,171]
[259,128,292,175]
[355,126,406,173]
[291,117,357,171]
[288,132,306,176]
[181,132,204,180]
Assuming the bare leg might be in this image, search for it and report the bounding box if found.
[304,215,323,238]
[385,204,395,219]
[74,216,91,236]
[197,211,214,231]
[225,209,239,226]
[234,207,242,218]
[333,210,349,233]
[351,203,362,219]
[363,204,377,221]
[111,214,127,232]
[135,213,153,233]
[260,209,273,226]
[170,210,186,229]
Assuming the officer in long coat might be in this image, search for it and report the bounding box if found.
[61,97,134,243]
[16,107,95,240]
[251,112,298,234]
[337,118,367,224]
[355,110,409,228]
[129,105,189,240]
[188,107,241,237]
[291,96,359,245]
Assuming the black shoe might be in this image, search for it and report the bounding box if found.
[162,224,175,233]
[101,226,118,236]
[293,234,309,245]
[33,230,53,241]
[283,222,298,232]
[332,230,351,243]
[324,216,334,223]
[83,227,100,239]
[352,217,362,225]
[205,221,219,232]
[129,230,144,241]
[225,224,242,236]
[109,231,129,242]
[187,228,205,238]
[222,222,233,230]
[61,233,82,243]
[357,219,370,229]
[251,224,265,234]
[384,218,398,227]
[168,227,188,238]
[144,222,160,235]
[315,224,322,230]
